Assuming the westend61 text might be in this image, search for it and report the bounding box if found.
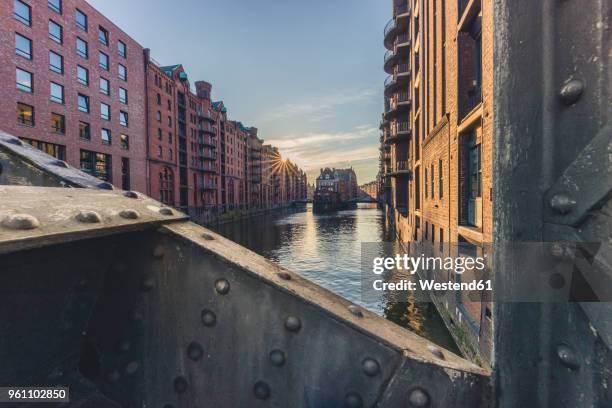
[372,279,493,292]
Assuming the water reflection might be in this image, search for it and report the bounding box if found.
[212,203,458,352]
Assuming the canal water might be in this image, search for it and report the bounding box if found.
[211,203,459,353]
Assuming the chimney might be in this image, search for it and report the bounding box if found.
[195,81,212,100]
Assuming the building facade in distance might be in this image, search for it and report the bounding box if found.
[1,0,148,191]
[381,0,493,366]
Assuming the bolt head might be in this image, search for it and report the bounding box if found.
[408,388,430,407]
[105,370,120,383]
[215,278,230,295]
[269,349,286,366]
[201,309,217,326]
[75,210,102,224]
[284,316,302,332]
[117,340,131,353]
[559,79,584,105]
[362,358,380,376]
[159,207,174,216]
[97,182,114,190]
[550,193,576,214]
[152,245,165,258]
[2,213,40,230]
[125,361,139,374]
[187,342,204,361]
[557,344,580,370]
[348,305,364,317]
[202,233,215,240]
[124,191,139,199]
[7,137,23,146]
[427,345,445,360]
[253,381,271,400]
[344,392,363,408]
[52,160,68,168]
[173,376,188,393]
[141,277,155,292]
[277,272,292,280]
[119,209,139,220]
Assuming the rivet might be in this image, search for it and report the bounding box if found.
[344,392,363,408]
[215,278,230,295]
[130,309,144,322]
[119,209,140,220]
[173,376,188,394]
[201,309,217,327]
[187,342,204,361]
[159,207,174,216]
[97,182,114,190]
[278,272,292,280]
[106,370,120,383]
[152,245,165,258]
[427,345,445,360]
[125,361,139,374]
[75,210,102,224]
[52,160,68,168]
[75,279,88,291]
[141,277,155,292]
[7,137,23,146]
[117,340,131,353]
[362,358,380,376]
[550,193,577,214]
[559,79,584,105]
[408,388,430,407]
[202,233,215,240]
[549,272,565,289]
[1,213,40,230]
[124,191,139,199]
[269,349,286,366]
[253,381,271,400]
[284,316,301,332]
[348,305,363,317]
[557,344,580,370]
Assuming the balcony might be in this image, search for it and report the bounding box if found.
[198,110,215,122]
[199,150,216,161]
[384,68,410,97]
[384,50,397,74]
[383,19,397,50]
[200,136,216,148]
[384,92,411,119]
[198,181,217,191]
[390,160,412,178]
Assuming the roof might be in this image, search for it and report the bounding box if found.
[160,64,181,78]
[212,101,227,113]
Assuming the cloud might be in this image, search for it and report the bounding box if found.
[261,88,378,123]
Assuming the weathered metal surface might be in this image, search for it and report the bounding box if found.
[0,183,490,406]
[494,0,611,407]
[0,131,106,189]
[0,186,188,255]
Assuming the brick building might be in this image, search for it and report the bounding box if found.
[381,0,493,366]
[1,0,147,191]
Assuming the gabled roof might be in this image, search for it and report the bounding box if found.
[212,101,227,113]
[160,64,181,78]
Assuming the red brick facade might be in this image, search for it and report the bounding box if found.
[0,0,147,191]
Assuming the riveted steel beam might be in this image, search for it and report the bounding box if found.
[0,186,188,255]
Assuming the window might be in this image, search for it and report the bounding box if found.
[119,88,128,104]
[158,146,162,158]
[167,100,172,111]
[424,168,428,201]
[79,121,90,140]
[99,51,109,70]
[159,167,174,205]
[48,51,63,74]
[459,133,482,227]
[101,128,111,145]
[23,138,65,160]
[169,148,173,160]
[157,128,162,140]
[100,103,110,120]
[51,113,65,134]
[17,103,34,126]
[99,26,109,46]
[431,163,434,198]
[50,82,64,104]
[439,159,443,198]
[99,77,110,95]
[120,134,129,150]
[16,68,32,93]
[80,150,111,181]
[77,65,88,85]
[48,20,63,43]
[78,93,89,113]
[76,37,88,58]
[75,9,87,31]
[121,158,130,190]
[16,33,32,59]
[118,64,127,81]
[118,40,126,58]
[156,111,161,122]
[156,93,161,105]
[14,0,31,26]
[48,0,61,14]
[119,111,128,127]
[168,116,172,127]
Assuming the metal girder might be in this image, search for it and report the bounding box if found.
[0,185,490,407]
[494,0,611,407]
[0,131,108,189]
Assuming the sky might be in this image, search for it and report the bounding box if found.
[88,0,388,184]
